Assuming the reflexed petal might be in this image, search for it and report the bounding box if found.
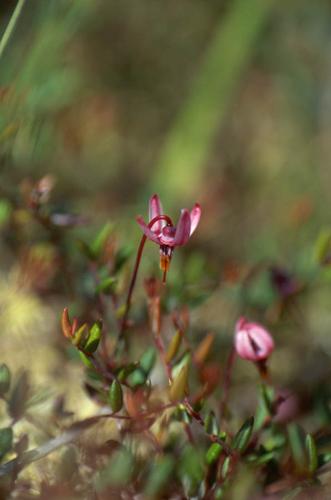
[173,209,191,246]
[149,194,164,233]
[136,216,160,244]
[190,203,201,235]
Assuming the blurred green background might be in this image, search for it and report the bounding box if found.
[1,0,331,419]
[1,0,331,253]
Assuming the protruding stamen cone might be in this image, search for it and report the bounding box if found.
[160,254,171,283]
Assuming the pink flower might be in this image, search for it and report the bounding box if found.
[234,317,274,362]
[136,194,201,278]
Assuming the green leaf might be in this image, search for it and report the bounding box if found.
[139,347,156,376]
[165,330,182,363]
[232,417,254,453]
[79,351,93,368]
[108,380,123,413]
[246,451,276,465]
[77,240,95,260]
[114,246,132,273]
[179,445,204,497]
[194,333,215,365]
[306,434,318,475]
[144,456,174,496]
[84,321,102,354]
[204,410,219,435]
[77,223,113,262]
[318,452,331,467]
[127,368,147,388]
[169,362,189,402]
[95,448,134,490]
[287,423,306,471]
[0,365,11,396]
[8,372,29,421]
[171,351,190,380]
[254,385,275,431]
[116,363,137,382]
[221,456,231,479]
[313,229,331,265]
[261,384,274,415]
[71,323,89,349]
[206,442,223,465]
[0,428,13,461]
[95,277,117,294]
[0,200,11,227]
[90,222,113,259]
[214,486,225,499]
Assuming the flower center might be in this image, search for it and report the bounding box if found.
[160,225,176,244]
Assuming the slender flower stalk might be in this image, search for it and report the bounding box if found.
[119,214,173,339]
[119,195,201,339]
[220,318,275,421]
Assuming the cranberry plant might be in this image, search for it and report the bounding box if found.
[0,183,330,499]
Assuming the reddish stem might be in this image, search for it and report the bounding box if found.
[119,214,173,340]
[184,399,233,456]
[219,346,236,422]
[255,359,270,383]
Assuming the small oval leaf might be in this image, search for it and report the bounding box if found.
[194,333,215,365]
[0,428,13,460]
[96,277,117,295]
[306,433,318,475]
[205,442,222,465]
[9,372,29,421]
[140,347,156,376]
[169,362,189,402]
[127,368,147,388]
[144,456,174,496]
[204,410,219,435]
[109,380,123,413]
[288,423,306,471]
[79,351,93,368]
[232,417,254,453]
[84,321,102,354]
[165,330,182,363]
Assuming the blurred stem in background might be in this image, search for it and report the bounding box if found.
[0,0,26,60]
[153,0,275,202]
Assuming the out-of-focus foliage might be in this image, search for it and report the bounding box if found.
[0,0,331,497]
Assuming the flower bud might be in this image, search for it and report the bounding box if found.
[234,317,274,361]
[61,307,73,339]
[169,362,189,402]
